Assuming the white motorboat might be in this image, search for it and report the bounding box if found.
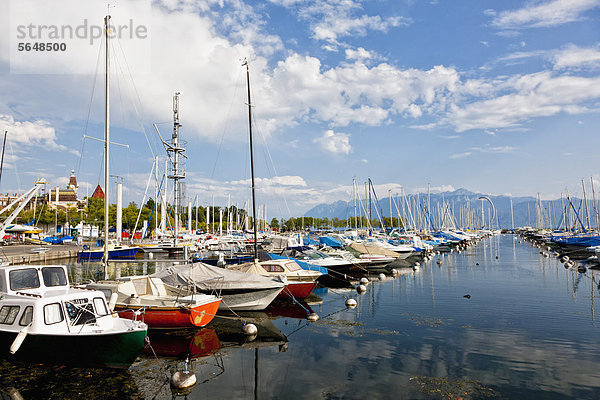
[0,264,147,368]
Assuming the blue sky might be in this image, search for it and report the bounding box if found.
[0,0,599,219]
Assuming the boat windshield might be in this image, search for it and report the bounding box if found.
[9,268,40,291]
[42,267,68,287]
[284,261,302,272]
[303,250,326,260]
[65,299,97,326]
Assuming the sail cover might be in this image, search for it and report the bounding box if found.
[153,262,285,291]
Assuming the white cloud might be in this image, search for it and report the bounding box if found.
[345,47,374,61]
[313,129,352,154]
[0,114,73,153]
[490,0,600,29]
[313,14,411,43]
[552,44,600,70]
[270,0,411,46]
[447,72,600,131]
[450,151,472,159]
[450,145,517,159]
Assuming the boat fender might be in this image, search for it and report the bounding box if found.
[436,259,442,265]
[391,269,398,275]
[360,277,369,285]
[378,273,386,280]
[356,284,367,294]
[10,326,30,354]
[171,359,196,389]
[307,312,319,321]
[108,292,118,312]
[345,298,357,309]
[242,323,258,336]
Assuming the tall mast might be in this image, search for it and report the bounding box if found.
[172,92,181,246]
[103,15,111,279]
[243,60,258,261]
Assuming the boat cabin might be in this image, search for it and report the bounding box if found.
[0,265,114,335]
[0,265,69,295]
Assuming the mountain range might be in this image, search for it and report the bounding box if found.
[302,188,597,229]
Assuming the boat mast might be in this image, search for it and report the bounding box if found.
[171,92,183,247]
[243,60,258,262]
[103,15,111,279]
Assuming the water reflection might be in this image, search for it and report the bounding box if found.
[7,235,600,399]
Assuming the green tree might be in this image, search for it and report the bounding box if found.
[270,217,280,229]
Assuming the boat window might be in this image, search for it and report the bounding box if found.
[65,299,96,326]
[285,261,302,272]
[19,306,33,326]
[305,251,324,260]
[93,297,109,316]
[9,268,40,290]
[44,303,64,325]
[98,289,113,301]
[41,267,68,287]
[0,306,20,324]
[262,264,284,273]
[132,278,148,296]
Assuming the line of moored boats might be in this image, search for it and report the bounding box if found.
[0,228,496,369]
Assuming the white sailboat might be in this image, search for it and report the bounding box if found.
[0,16,147,368]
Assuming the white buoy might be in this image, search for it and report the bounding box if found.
[560,256,569,263]
[436,259,442,265]
[148,252,154,260]
[345,298,357,308]
[307,312,319,321]
[578,265,587,273]
[378,273,386,280]
[391,269,398,275]
[171,360,196,389]
[543,253,549,258]
[360,277,369,285]
[357,284,367,294]
[10,326,29,354]
[108,292,118,312]
[413,265,420,271]
[242,323,258,336]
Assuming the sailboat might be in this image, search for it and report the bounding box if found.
[76,13,139,263]
[152,61,286,310]
[82,23,221,328]
[0,16,148,369]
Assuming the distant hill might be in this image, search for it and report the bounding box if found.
[302,188,597,229]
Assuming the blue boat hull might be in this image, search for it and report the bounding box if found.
[77,248,139,261]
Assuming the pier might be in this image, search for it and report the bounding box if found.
[1,244,78,265]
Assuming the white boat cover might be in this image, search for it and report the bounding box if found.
[153,262,285,291]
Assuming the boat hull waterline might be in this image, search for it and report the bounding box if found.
[0,329,147,369]
[116,300,221,329]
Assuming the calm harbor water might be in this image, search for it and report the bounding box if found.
[2,234,600,399]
